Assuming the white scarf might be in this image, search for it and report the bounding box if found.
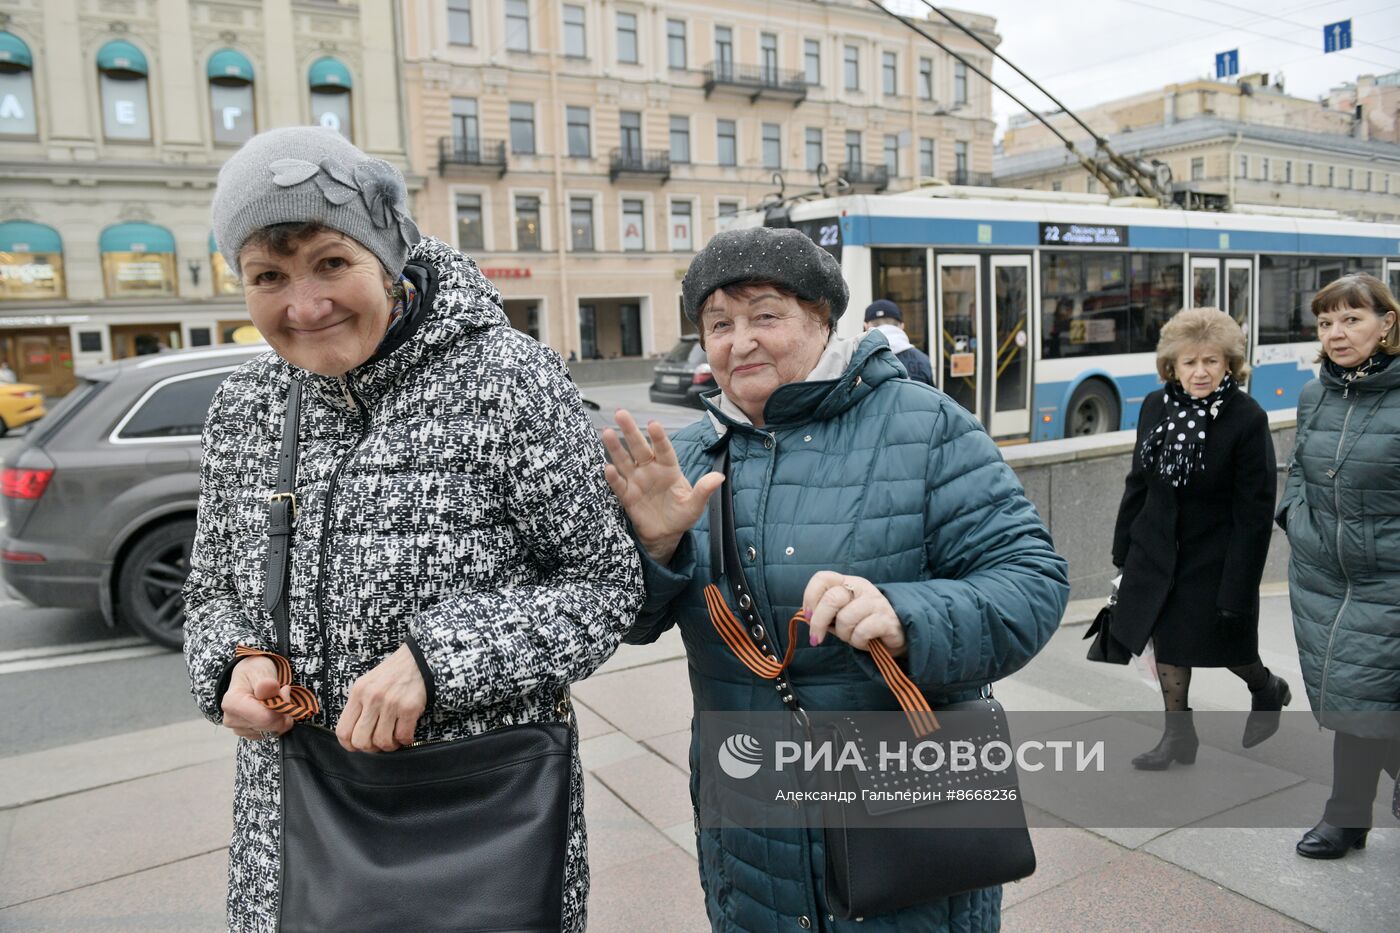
[872,323,912,355]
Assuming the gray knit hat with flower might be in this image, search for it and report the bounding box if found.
[680,226,848,324]
[211,126,420,276]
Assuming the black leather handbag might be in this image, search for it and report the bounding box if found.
[1083,590,1130,665]
[264,379,573,932]
[704,448,1036,920]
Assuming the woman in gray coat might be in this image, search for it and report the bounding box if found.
[184,127,642,929]
[1278,273,1400,859]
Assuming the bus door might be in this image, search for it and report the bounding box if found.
[988,255,1033,439]
[1224,258,1255,363]
[935,254,981,422]
[1189,257,1220,308]
[1387,259,1400,298]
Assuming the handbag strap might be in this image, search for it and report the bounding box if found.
[702,445,939,737]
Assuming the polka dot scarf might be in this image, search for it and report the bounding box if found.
[1139,374,1237,487]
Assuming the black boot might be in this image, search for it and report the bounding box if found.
[1132,709,1199,770]
[1296,820,1368,859]
[1243,671,1292,749]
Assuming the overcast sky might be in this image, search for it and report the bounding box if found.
[885,0,1400,137]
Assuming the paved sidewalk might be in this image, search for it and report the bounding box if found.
[0,591,1395,931]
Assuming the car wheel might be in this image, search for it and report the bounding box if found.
[117,519,195,651]
[1065,380,1120,437]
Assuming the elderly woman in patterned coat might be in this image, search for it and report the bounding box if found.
[184,127,642,931]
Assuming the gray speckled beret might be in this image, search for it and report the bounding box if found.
[680,226,848,323]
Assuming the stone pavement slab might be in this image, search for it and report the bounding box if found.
[1001,849,1314,932]
[0,759,233,908]
[593,748,693,831]
[571,657,694,741]
[0,850,226,932]
[645,727,692,773]
[587,846,709,933]
[582,772,684,872]
[1144,780,1399,933]
[1001,827,1127,910]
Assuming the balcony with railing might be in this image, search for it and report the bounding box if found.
[839,161,889,192]
[438,138,507,177]
[609,148,671,182]
[947,169,995,186]
[702,61,809,104]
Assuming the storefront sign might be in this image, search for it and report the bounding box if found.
[481,267,532,279]
[0,252,65,300]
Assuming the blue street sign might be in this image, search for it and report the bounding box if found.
[1324,19,1352,53]
[1215,49,1239,78]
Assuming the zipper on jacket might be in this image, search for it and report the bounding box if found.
[316,375,369,714]
[1317,395,1358,716]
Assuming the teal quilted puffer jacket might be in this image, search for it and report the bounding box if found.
[1278,359,1400,739]
[629,332,1070,932]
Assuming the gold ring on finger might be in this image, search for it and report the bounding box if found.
[633,454,655,466]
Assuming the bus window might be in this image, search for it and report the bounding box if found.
[1129,253,1183,352]
[1258,256,1382,344]
[1040,251,1130,358]
[871,248,929,354]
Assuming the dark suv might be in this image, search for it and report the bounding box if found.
[0,345,263,649]
[0,343,612,650]
[648,335,713,408]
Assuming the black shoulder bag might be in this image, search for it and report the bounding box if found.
[703,448,1036,920]
[263,378,574,932]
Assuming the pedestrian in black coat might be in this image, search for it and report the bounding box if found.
[1111,307,1291,769]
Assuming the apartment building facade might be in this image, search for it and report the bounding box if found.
[0,0,407,395]
[400,0,999,360]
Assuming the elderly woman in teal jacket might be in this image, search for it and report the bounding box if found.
[1278,272,1400,860]
[603,227,1070,932]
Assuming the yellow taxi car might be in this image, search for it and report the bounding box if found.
[0,382,45,435]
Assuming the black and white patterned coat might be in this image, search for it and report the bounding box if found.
[183,237,642,932]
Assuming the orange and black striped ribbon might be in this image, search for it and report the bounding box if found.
[703,583,939,737]
[234,645,321,721]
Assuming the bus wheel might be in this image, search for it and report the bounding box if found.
[1065,381,1120,437]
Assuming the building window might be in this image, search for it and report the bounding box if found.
[509,102,535,153]
[844,129,861,166]
[761,33,778,83]
[1051,180,1062,192]
[0,221,65,300]
[670,115,690,164]
[954,140,968,177]
[918,57,933,100]
[1365,170,1373,191]
[1261,157,1270,180]
[98,40,152,141]
[668,19,686,69]
[619,110,641,157]
[207,48,255,146]
[209,232,239,295]
[569,197,594,250]
[562,4,586,57]
[716,199,741,232]
[515,195,541,250]
[1086,177,1096,194]
[448,0,473,45]
[505,0,530,52]
[616,11,638,64]
[806,127,824,172]
[451,97,479,154]
[566,105,590,158]
[1347,167,1354,188]
[883,133,899,176]
[1285,160,1293,183]
[622,198,645,251]
[919,137,935,177]
[0,32,37,137]
[804,39,821,85]
[1305,162,1313,185]
[1238,155,1248,178]
[670,200,693,251]
[1327,165,1335,186]
[953,61,967,106]
[843,45,859,91]
[1385,175,1391,194]
[100,222,176,298]
[456,193,484,250]
[714,26,733,79]
[762,123,781,169]
[308,57,353,139]
[1190,157,1204,181]
[882,51,897,96]
[717,119,737,166]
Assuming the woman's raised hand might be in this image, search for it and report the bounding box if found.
[602,409,724,565]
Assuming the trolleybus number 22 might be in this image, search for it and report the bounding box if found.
[1039,222,1129,247]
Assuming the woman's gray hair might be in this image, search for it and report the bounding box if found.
[1155,307,1250,383]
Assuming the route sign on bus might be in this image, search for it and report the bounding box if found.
[1039,222,1129,247]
